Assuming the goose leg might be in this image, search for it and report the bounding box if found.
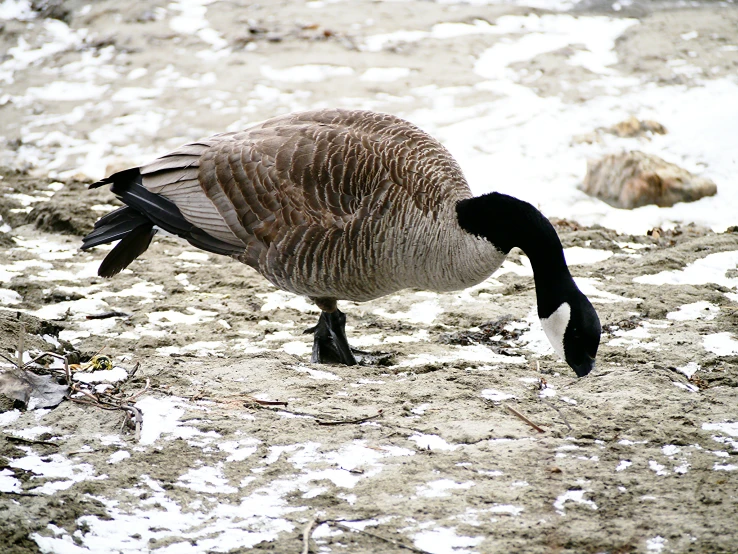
[307,309,358,366]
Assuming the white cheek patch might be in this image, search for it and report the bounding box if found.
[540,302,571,361]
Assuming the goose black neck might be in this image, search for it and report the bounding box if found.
[456,192,576,318]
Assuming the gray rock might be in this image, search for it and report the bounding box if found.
[581,151,717,209]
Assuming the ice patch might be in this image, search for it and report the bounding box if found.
[0,0,34,21]
[0,410,21,426]
[74,366,129,384]
[282,341,312,357]
[291,365,341,381]
[554,489,597,515]
[258,291,319,313]
[673,382,699,393]
[490,504,524,515]
[474,14,638,80]
[702,421,738,438]
[177,251,210,262]
[9,449,98,494]
[218,438,260,462]
[135,396,219,446]
[563,247,613,265]
[157,341,225,357]
[649,460,668,476]
[519,307,554,356]
[616,460,632,472]
[703,333,738,356]
[647,536,667,553]
[0,288,22,305]
[634,251,738,288]
[417,479,474,498]
[607,322,665,350]
[662,445,680,456]
[676,361,700,379]
[667,301,719,321]
[33,482,296,552]
[108,451,130,464]
[409,433,459,451]
[413,527,483,554]
[374,300,443,324]
[0,468,22,493]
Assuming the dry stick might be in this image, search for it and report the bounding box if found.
[127,378,151,402]
[128,361,141,379]
[17,321,25,369]
[301,517,319,554]
[332,522,431,554]
[316,410,383,426]
[85,311,130,320]
[246,397,288,407]
[3,435,59,448]
[539,398,573,432]
[505,405,545,433]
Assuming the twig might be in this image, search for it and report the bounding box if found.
[126,378,150,402]
[245,397,288,406]
[301,517,319,554]
[125,405,143,442]
[17,319,25,369]
[0,352,18,366]
[3,435,59,448]
[317,410,383,426]
[332,522,431,554]
[128,361,140,379]
[539,398,573,432]
[505,405,545,433]
[85,311,130,320]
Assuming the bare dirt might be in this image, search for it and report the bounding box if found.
[1,1,737,554]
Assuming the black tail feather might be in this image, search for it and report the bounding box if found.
[98,225,157,278]
[82,207,150,250]
[84,168,244,277]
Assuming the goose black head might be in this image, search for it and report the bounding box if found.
[540,290,601,377]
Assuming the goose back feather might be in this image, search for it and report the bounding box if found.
[134,109,504,301]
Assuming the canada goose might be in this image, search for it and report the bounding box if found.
[82,109,601,377]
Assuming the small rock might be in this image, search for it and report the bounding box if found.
[581,151,718,209]
[606,116,667,138]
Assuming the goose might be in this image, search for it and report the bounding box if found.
[82,109,601,377]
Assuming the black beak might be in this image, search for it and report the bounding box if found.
[571,356,596,378]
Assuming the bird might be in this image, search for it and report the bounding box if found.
[82,109,601,377]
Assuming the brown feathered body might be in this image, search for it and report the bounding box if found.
[96,109,505,303]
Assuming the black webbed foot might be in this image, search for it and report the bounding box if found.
[305,309,357,366]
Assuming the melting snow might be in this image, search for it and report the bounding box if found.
[554,489,597,514]
[481,388,515,402]
[703,333,738,356]
[409,434,459,451]
[634,251,738,288]
[563,247,613,265]
[667,301,719,321]
[413,526,483,554]
[417,479,474,498]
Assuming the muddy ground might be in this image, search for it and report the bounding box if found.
[1,1,738,553]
